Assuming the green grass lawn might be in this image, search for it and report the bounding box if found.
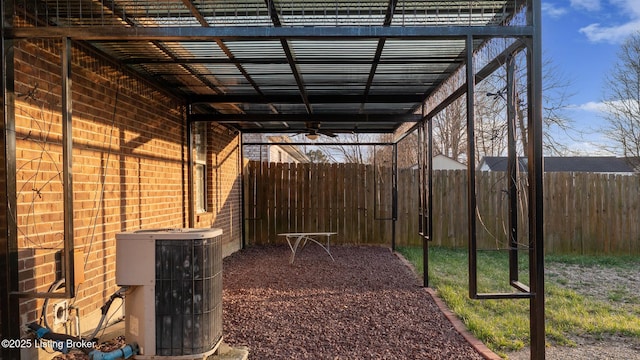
[397,246,640,358]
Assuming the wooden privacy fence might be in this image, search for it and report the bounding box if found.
[243,161,394,246]
[398,170,640,255]
[245,161,640,255]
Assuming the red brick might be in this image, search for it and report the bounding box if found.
[7,37,242,329]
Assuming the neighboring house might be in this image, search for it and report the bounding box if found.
[627,157,640,172]
[411,154,466,171]
[477,156,637,175]
[432,154,466,170]
[244,134,310,163]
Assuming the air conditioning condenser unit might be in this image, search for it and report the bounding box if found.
[116,228,223,358]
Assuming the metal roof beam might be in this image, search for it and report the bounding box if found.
[360,0,397,113]
[93,0,234,103]
[281,42,311,113]
[240,128,395,134]
[191,113,422,122]
[264,0,313,114]
[244,141,395,146]
[7,26,534,40]
[178,0,277,114]
[189,94,424,104]
[152,41,227,95]
[121,57,463,65]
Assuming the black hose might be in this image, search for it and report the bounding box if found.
[41,279,66,330]
[35,284,129,355]
[86,287,127,340]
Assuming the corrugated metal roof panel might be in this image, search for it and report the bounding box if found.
[11,0,524,134]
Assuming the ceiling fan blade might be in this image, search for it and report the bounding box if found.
[319,129,337,137]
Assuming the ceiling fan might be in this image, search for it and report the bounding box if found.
[296,122,338,140]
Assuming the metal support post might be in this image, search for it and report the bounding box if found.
[391,142,397,251]
[427,115,433,253]
[15,39,79,299]
[61,37,76,298]
[506,55,519,284]
[187,107,195,227]
[239,132,246,249]
[424,111,434,288]
[465,35,479,299]
[417,104,430,287]
[417,114,424,238]
[528,0,546,358]
[1,1,22,356]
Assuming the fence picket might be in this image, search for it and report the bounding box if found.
[244,161,639,254]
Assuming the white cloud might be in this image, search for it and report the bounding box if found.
[542,3,568,18]
[578,0,640,43]
[570,0,601,11]
[611,0,640,15]
[572,99,640,115]
[571,101,608,113]
[566,141,615,156]
[579,20,640,43]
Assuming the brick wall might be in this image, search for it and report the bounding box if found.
[243,133,269,162]
[8,38,242,349]
[194,123,243,257]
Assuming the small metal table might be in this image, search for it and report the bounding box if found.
[278,232,337,264]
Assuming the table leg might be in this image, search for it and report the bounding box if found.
[286,234,335,263]
[304,236,334,262]
[287,235,306,264]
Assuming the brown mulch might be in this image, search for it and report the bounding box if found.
[222,245,485,360]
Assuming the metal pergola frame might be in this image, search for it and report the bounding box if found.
[1,1,544,359]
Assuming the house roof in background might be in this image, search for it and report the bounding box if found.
[478,156,637,173]
[433,154,466,170]
[266,136,310,163]
[627,157,640,172]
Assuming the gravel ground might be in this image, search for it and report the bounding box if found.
[50,245,638,360]
[222,245,485,360]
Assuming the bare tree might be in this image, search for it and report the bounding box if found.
[325,133,375,164]
[540,57,577,155]
[475,84,508,158]
[476,45,576,157]
[601,32,640,157]
[432,95,467,162]
[306,149,330,163]
[395,131,419,168]
[388,41,575,166]
[415,41,575,164]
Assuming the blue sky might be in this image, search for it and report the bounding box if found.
[541,0,640,155]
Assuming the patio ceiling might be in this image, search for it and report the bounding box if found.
[8,0,527,136]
